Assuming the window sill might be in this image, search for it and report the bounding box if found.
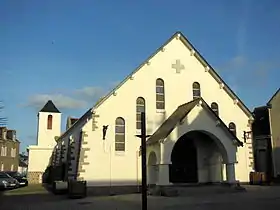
[156,109,166,113]
[115,151,125,156]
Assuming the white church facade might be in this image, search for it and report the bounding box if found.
[28,32,254,189]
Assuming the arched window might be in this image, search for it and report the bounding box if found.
[156,78,165,110]
[229,122,236,136]
[192,82,201,99]
[115,117,125,151]
[211,102,219,116]
[136,97,145,129]
[47,115,53,130]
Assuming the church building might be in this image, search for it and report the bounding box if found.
[28,32,254,190]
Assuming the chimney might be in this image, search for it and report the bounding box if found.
[0,127,7,140]
[66,117,79,130]
[6,130,16,141]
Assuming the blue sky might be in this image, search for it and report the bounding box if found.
[0,0,279,152]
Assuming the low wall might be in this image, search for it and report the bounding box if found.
[27,171,43,184]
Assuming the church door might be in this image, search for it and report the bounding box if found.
[169,135,198,183]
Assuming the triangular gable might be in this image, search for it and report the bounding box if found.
[92,32,253,120]
[146,99,199,144]
[267,88,280,105]
[146,97,243,147]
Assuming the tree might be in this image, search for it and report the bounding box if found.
[0,101,7,126]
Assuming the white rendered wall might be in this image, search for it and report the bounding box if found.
[37,112,61,147]
[69,36,252,185]
[28,147,53,172]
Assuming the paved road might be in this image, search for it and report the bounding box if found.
[1,185,280,210]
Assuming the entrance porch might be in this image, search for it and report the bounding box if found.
[146,98,243,187]
[147,130,237,186]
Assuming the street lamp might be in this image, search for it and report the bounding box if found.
[135,112,151,210]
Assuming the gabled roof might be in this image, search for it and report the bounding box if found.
[92,31,253,120]
[146,97,243,147]
[40,100,60,113]
[267,88,280,105]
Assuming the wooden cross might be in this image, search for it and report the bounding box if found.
[172,59,185,73]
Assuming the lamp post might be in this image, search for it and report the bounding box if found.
[136,112,151,210]
[243,131,252,143]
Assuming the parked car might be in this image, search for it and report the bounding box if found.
[5,171,28,187]
[0,172,19,190]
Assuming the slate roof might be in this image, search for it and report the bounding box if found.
[146,97,243,147]
[40,100,60,113]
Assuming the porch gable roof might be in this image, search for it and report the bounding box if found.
[146,97,243,147]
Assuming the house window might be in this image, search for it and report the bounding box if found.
[11,148,16,157]
[136,97,145,129]
[47,115,53,130]
[1,163,4,171]
[1,146,7,156]
[115,117,125,151]
[211,102,219,116]
[192,82,201,99]
[156,78,165,110]
[11,164,14,171]
[229,122,236,136]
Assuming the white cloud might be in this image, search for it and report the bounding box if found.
[23,85,110,110]
[74,86,104,100]
[24,94,88,110]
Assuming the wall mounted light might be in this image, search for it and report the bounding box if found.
[103,125,109,140]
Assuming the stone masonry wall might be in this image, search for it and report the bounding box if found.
[27,171,43,184]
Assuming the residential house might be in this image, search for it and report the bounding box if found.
[0,127,20,172]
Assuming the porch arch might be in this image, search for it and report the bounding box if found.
[168,130,236,184]
[167,129,237,165]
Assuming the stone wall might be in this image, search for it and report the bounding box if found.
[27,171,43,184]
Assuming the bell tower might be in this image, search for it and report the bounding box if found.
[36,100,61,147]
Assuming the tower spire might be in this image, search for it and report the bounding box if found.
[40,100,60,113]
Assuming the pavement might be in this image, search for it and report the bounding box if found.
[1,185,280,210]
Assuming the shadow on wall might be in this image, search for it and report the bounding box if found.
[273,147,280,181]
[147,119,155,136]
[255,146,280,183]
